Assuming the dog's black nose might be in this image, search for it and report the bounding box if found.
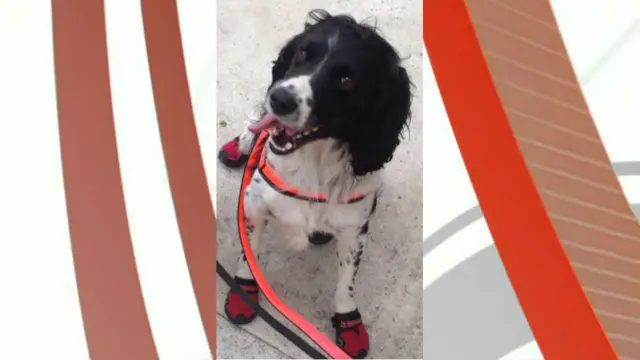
[269,87,298,116]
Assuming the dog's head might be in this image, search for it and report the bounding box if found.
[249,10,412,176]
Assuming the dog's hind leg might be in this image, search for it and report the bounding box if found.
[332,229,370,359]
[334,230,366,313]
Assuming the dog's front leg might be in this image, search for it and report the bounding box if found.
[235,184,269,280]
[333,229,369,358]
[236,109,264,155]
[224,185,268,325]
[234,212,266,280]
[237,129,257,155]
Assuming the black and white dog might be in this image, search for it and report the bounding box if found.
[224,10,411,358]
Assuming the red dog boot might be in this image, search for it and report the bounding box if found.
[224,277,259,325]
[218,136,249,168]
[332,310,369,359]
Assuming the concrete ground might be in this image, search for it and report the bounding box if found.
[216,1,423,358]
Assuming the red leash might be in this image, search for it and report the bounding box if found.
[236,131,351,359]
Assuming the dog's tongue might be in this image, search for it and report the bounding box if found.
[248,114,298,136]
[248,114,279,134]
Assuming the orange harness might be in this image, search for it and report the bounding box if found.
[235,131,360,359]
[247,131,366,203]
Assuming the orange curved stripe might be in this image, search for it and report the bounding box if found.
[465,1,640,357]
[52,1,158,359]
[423,1,617,359]
[140,0,216,355]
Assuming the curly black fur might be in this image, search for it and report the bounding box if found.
[266,9,412,176]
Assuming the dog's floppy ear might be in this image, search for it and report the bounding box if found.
[349,65,412,176]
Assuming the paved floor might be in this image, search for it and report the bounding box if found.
[216,314,288,359]
[215,1,423,358]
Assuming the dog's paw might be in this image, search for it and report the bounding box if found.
[332,310,369,359]
[224,277,260,325]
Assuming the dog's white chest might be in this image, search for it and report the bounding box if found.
[260,181,363,230]
[242,137,382,250]
[246,172,376,236]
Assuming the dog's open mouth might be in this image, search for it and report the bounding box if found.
[248,114,325,155]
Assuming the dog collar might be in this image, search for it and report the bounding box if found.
[247,131,367,204]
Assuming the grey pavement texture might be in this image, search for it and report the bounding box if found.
[217,314,289,359]
[215,0,423,359]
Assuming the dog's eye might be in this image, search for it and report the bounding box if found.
[298,50,307,61]
[340,76,354,90]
